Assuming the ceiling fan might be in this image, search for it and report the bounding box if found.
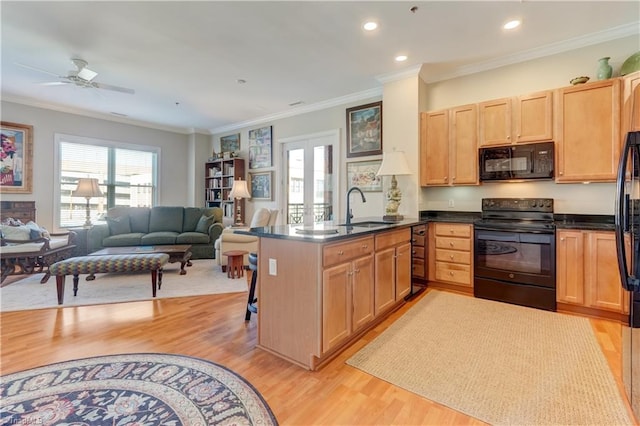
[18,58,135,94]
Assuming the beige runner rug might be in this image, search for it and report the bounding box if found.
[347,290,633,426]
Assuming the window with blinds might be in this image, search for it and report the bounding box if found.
[57,135,158,228]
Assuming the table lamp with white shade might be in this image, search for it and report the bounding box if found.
[376,150,411,221]
[229,178,251,226]
[72,178,103,228]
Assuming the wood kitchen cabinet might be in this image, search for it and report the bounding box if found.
[420,104,478,187]
[428,222,473,290]
[557,230,629,317]
[322,236,374,353]
[555,79,621,182]
[374,228,412,315]
[622,70,640,134]
[478,91,553,147]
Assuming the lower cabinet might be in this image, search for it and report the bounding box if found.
[556,230,629,314]
[322,250,374,353]
[428,222,473,289]
[374,228,412,315]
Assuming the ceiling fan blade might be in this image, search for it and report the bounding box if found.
[92,82,135,95]
[15,62,62,78]
[40,81,70,86]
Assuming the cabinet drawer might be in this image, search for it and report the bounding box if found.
[323,236,374,267]
[412,224,427,236]
[435,237,471,251]
[412,246,425,259]
[434,223,471,238]
[412,259,426,278]
[411,234,425,247]
[375,228,411,250]
[435,248,471,265]
[435,262,471,285]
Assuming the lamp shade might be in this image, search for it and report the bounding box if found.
[376,150,411,176]
[72,178,103,198]
[229,179,251,199]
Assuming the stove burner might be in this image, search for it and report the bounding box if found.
[477,240,517,255]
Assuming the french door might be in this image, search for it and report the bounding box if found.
[281,131,339,225]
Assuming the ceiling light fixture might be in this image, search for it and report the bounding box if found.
[236,79,247,84]
[363,21,378,31]
[503,19,521,30]
[395,55,408,62]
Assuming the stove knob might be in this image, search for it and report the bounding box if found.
[545,200,552,208]
[531,200,537,208]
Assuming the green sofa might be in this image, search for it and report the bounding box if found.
[87,206,224,259]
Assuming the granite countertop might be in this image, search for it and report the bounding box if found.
[236,217,425,242]
[420,211,615,231]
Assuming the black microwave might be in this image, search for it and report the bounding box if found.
[479,142,554,181]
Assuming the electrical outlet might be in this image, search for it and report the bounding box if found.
[448,199,455,208]
[269,258,277,276]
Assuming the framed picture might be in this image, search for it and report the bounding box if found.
[1,121,33,194]
[248,125,272,169]
[250,171,272,200]
[220,133,240,152]
[346,101,382,158]
[347,160,382,192]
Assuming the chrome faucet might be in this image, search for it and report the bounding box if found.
[346,186,366,226]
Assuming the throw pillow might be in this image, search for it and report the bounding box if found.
[25,221,48,239]
[106,216,131,235]
[195,214,214,233]
[0,225,31,241]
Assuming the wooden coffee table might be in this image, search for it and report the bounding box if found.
[89,245,193,275]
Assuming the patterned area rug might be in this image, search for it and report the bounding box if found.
[0,353,278,425]
[348,290,634,426]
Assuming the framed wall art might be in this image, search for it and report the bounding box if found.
[250,171,272,200]
[346,160,382,192]
[346,101,382,158]
[248,125,272,169]
[1,121,33,194]
[220,133,240,152]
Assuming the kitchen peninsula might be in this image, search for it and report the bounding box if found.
[239,218,422,370]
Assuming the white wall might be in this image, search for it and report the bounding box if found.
[212,96,383,223]
[0,101,200,231]
[419,35,639,214]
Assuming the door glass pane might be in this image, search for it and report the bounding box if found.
[313,145,333,222]
[287,148,304,224]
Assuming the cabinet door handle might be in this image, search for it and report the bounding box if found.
[417,230,425,236]
[449,242,454,247]
[362,244,368,249]
[354,268,360,274]
[338,250,344,255]
[450,255,454,259]
[560,237,565,241]
[449,271,454,276]
[412,250,417,255]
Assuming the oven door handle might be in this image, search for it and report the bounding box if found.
[474,225,555,235]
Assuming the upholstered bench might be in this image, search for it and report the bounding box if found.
[49,253,170,305]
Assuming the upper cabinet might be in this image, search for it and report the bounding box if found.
[555,79,621,182]
[622,70,640,133]
[420,104,478,187]
[478,90,553,147]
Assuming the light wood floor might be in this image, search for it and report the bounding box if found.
[0,275,636,425]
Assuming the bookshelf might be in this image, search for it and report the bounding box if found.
[205,158,246,224]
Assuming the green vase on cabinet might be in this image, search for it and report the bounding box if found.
[596,57,613,80]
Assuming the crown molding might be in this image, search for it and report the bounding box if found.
[375,64,423,84]
[1,93,211,135]
[422,22,640,83]
[209,87,383,134]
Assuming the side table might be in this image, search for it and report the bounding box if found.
[223,250,248,279]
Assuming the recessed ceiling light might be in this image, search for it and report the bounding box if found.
[503,19,521,30]
[236,79,247,84]
[395,55,408,62]
[363,21,378,31]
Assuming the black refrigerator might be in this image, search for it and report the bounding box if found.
[615,130,640,420]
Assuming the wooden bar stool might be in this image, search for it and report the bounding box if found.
[223,250,247,279]
[246,252,258,320]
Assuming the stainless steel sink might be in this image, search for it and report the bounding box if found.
[338,221,393,228]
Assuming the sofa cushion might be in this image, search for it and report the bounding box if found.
[141,232,178,245]
[108,207,150,234]
[177,232,210,245]
[149,207,184,233]
[183,207,204,232]
[106,216,131,235]
[103,233,144,247]
[0,225,31,241]
[195,214,214,233]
